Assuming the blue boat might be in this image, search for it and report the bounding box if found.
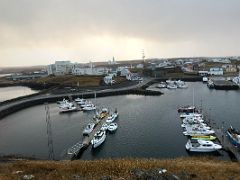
[226,127,240,148]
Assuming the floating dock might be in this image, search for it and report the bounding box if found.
[212,80,239,90]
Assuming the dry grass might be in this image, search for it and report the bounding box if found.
[31,75,127,87]
[0,157,239,179]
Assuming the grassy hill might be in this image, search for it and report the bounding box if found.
[0,157,239,179]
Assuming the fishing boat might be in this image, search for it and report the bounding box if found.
[107,123,118,132]
[191,135,217,141]
[101,123,109,131]
[83,123,95,135]
[202,77,208,83]
[185,139,222,152]
[106,111,118,123]
[82,104,96,111]
[226,126,240,148]
[178,106,196,113]
[59,104,77,113]
[156,82,166,88]
[91,130,106,148]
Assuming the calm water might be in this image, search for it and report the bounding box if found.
[0,82,239,160]
[0,86,39,102]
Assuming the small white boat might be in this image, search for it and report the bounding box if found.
[167,84,178,89]
[179,113,203,119]
[175,80,188,89]
[83,123,95,135]
[82,104,96,111]
[59,105,77,113]
[185,139,222,152]
[156,82,166,88]
[183,129,215,136]
[75,98,87,105]
[106,112,119,123]
[101,123,109,131]
[182,123,210,130]
[80,101,94,107]
[202,77,208,83]
[91,130,106,148]
[107,123,118,132]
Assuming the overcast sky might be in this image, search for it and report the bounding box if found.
[0,0,240,67]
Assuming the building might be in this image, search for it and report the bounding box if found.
[222,64,237,73]
[47,61,73,75]
[126,73,140,81]
[120,68,130,76]
[209,68,223,75]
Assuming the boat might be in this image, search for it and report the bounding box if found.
[182,124,211,130]
[91,130,106,148]
[80,101,94,107]
[101,123,109,131]
[82,104,96,111]
[175,80,188,89]
[83,123,95,135]
[167,84,178,89]
[191,135,217,141]
[107,123,118,132]
[183,129,215,136]
[226,126,240,148]
[59,104,77,113]
[185,139,222,152]
[106,112,118,123]
[179,113,203,119]
[75,98,87,105]
[182,117,204,124]
[178,106,196,113]
[202,77,208,83]
[156,82,166,88]
[96,108,109,119]
[207,79,214,88]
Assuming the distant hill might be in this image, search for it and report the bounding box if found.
[0,65,46,74]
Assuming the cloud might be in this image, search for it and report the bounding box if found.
[0,0,240,66]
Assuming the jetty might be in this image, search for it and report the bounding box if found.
[67,112,111,160]
[212,80,239,90]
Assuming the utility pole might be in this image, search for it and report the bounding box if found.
[45,103,54,160]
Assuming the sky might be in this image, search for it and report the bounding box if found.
[0,0,240,67]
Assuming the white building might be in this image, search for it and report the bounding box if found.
[47,61,73,75]
[120,68,130,76]
[209,68,224,75]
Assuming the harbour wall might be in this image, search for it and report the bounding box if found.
[0,88,162,120]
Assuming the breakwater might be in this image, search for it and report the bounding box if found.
[0,88,161,119]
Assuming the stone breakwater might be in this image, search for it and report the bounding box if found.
[0,88,162,119]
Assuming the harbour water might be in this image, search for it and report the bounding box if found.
[0,82,239,160]
[0,86,39,102]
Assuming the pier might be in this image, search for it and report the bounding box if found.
[67,112,111,160]
[212,80,239,90]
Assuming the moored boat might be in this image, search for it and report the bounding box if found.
[82,104,96,111]
[106,112,118,123]
[191,135,216,141]
[226,126,240,148]
[91,130,106,148]
[107,123,118,132]
[185,139,222,152]
[178,106,196,113]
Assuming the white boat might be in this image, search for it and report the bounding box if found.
[82,104,96,111]
[106,112,118,123]
[75,98,87,105]
[179,113,203,119]
[108,123,118,132]
[83,123,95,135]
[202,77,208,83]
[156,82,166,88]
[185,139,222,152]
[183,129,215,136]
[80,101,94,107]
[175,80,188,89]
[182,118,204,124]
[182,123,210,130]
[101,123,109,131]
[91,130,106,148]
[167,84,178,89]
[59,104,77,113]
[57,99,74,108]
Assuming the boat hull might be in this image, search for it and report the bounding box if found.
[227,131,240,148]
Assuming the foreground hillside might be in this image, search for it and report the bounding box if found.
[0,157,239,179]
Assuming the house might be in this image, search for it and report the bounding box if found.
[104,75,113,85]
[136,64,144,69]
[120,68,130,76]
[209,68,223,75]
[222,64,237,73]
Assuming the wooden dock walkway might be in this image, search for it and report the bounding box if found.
[205,116,240,161]
[67,112,110,159]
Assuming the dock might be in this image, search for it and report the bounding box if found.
[212,80,239,90]
[205,116,240,161]
[67,112,111,160]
